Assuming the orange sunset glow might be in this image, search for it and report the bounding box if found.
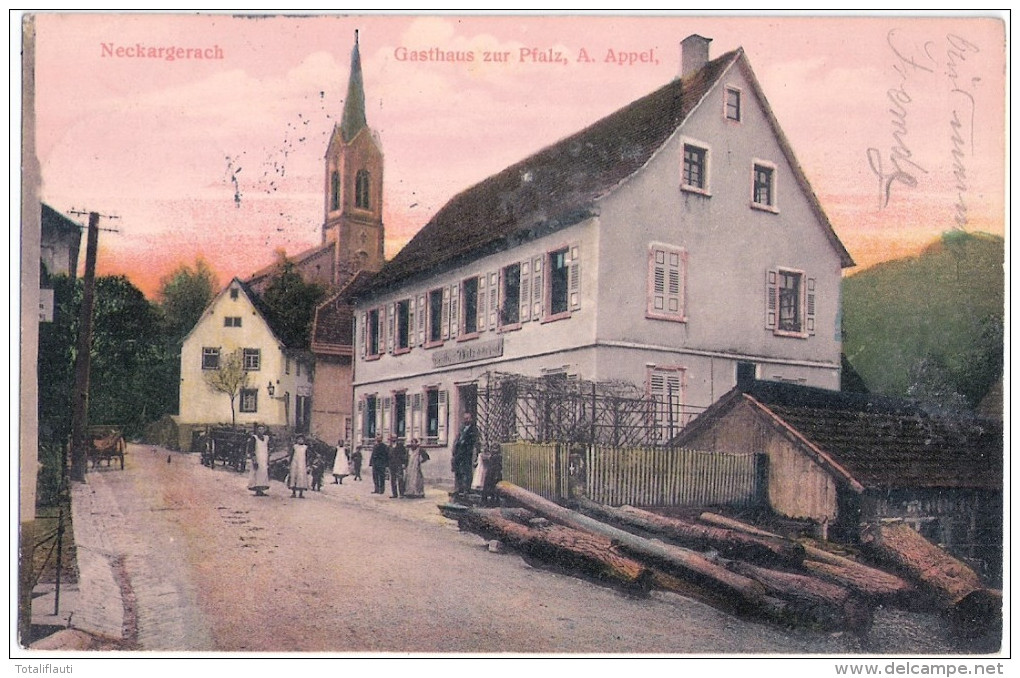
[28,13,1005,298]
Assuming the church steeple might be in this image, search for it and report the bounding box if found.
[322,30,384,285]
[340,29,367,143]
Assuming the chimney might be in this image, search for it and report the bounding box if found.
[680,34,712,78]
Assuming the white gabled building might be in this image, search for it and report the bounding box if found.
[178,278,314,443]
[347,35,854,484]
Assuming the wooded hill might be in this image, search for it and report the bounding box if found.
[842,232,1004,411]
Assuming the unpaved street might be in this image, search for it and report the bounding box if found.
[80,444,953,654]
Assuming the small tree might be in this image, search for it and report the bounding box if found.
[203,349,249,426]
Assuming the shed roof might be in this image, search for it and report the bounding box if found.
[678,381,1002,492]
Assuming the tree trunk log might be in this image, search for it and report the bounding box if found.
[859,522,999,637]
[698,511,784,539]
[456,508,653,592]
[800,542,916,604]
[574,499,804,568]
[727,560,873,634]
[496,481,768,611]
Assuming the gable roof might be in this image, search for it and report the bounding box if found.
[677,381,1002,493]
[181,277,289,349]
[354,46,852,299]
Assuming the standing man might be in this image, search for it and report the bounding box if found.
[369,435,390,494]
[451,411,477,498]
[388,435,408,498]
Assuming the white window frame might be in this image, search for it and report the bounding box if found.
[239,388,258,413]
[646,244,687,322]
[751,159,779,213]
[224,316,242,327]
[460,276,481,338]
[394,298,412,353]
[202,346,220,370]
[766,267,815,338]
[680,137,711,195]
[499,262,522,330]
[242,348,261,371]
[724,86,742,122]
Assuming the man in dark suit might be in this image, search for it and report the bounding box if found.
[451,412,477,498]
[388,435,408,498]
[369,435,390,494]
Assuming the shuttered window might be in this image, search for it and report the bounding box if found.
[649,367,685,443]
[765,268,815,337]
[647,244,686,321]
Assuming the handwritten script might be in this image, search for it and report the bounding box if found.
[867,29,983,230]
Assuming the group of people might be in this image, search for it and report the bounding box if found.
[368,434,429,498]
[246,411,498,503]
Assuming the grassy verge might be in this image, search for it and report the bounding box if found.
[31,504,78,586]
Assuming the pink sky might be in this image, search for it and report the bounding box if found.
[26,13,1006,298]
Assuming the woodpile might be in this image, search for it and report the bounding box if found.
[860,521,1001,638]
[443,481,998,639]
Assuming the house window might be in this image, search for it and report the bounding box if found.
[365,395,377,439]
[394,392,407,437]
[355,170,370,209]
[725,87,741,121]
[501,263,521,326]
[202,347,220,370]
[778,271,802,333]
[649,367,685,442]
[647,245,686,321]
[424,387,448,445]
[753,162,776,209]
[230,287,239,300]
[239,388,258,413]
[367,308,382,356]
[427,288,444,344]
[548,249,569,316]
[224,316,242,327]
[243,348,261,371]
[396,299,411,351]
[766,268,815,337]
[682,143,708,191]
[331,170,341,211]
[462,277,479,335]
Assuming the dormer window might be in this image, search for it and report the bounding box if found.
[725,87,742,121]
[355,169,370,209]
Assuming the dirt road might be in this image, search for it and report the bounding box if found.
[85,444,954,654]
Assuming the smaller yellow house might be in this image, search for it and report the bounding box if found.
[177,278,313,446]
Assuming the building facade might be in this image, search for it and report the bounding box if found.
[348,35,854,485]
[178,279,313,444]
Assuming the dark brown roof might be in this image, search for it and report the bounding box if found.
[310,271,372,354]
[356,50,743,296]
[686,381,1002,492]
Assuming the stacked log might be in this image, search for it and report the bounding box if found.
[575,499,805,568]
[701,512,917,605]
[454,507,654,593]
[495,482,769,613]
[860,522,1001,638]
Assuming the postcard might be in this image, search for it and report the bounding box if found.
[14,11,1008,669]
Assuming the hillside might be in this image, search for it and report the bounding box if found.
[842,232,1004,410]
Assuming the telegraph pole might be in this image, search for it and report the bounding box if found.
[68,210,118,482]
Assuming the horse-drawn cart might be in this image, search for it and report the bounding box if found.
[86,426,126,470]
[201,426,249,472]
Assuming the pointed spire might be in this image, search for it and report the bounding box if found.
[340,30,367,143]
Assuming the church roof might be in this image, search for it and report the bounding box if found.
[352,46,851,300]
[340,30,367,144]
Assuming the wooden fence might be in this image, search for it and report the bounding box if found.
[502,442,763,508]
